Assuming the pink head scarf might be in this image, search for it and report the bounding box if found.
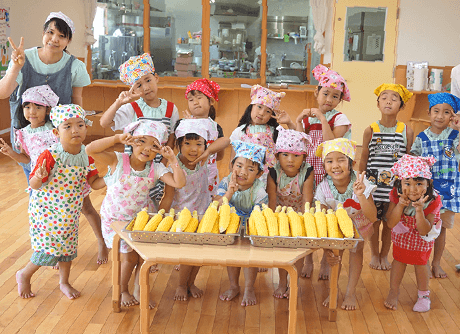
[275,125,312,155]
[312,64,351,102]
[391,154,436,180]
[250,85,286,111]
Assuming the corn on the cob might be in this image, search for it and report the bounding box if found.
[248,214,256,235]
[262,204,279,236]
[132,208,150,231]
[326,209,342,238]
[274,205,282,218]
[143,209,165,231]
[278,206,290,237]
[252,205,269,236]
[336,203,354,238]
[169,219,180,232]
[184,210,199,233]
[211,219,219,233]
[286,207,303,237]
[303,203,317,237]
[298,212,306,236]
[199,201,219,233]
[314,201,328,237]
[177,207,192,232]
[125,218,135,231]
[219,197,231,233]
[156,209,175,232]
[226,207,240,234]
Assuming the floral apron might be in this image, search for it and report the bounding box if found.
[15,125,58,170]
[100,153,156,252]
[276,171,303,212]
[28,149,88,257]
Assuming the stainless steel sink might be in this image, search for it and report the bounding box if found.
[267,75,302,84]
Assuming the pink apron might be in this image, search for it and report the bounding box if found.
[15,125,57,170]
[276,171,303,212]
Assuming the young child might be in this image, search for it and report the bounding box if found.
[100,53,179,205]
[15,104,100,300]
[86,119,186,309]
[184,78,230,195]
[267,126,315,298]
[216,140,268,306]
[384,154,441,312]
[410,92,460,278]
[160,118,217,301]
[315,138,377,310]
[229,84,285,181]
[360,84,414,271]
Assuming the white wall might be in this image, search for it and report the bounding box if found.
[5,0,87,58]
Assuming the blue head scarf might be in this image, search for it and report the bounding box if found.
[428,93,460,113]
[231,140,266,168]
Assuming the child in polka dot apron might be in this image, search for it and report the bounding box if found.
[410,93,460,279]
[15,104,102,300]
[86,119,186,309]
[182,79,230,196]
[384,155,442,313]
[267,126,314,299]
[276,64,352,280]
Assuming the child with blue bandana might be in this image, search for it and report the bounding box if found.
[411,92,460,278]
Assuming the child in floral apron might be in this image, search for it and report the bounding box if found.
[315,138,377,311]
[411,92,460,279]
[183,78,230,196]
[267,126,314,298]
[385,155,442,313]
[229,84,285,184]
[15,104,100,300]
[86,119,186,309]
[159,118,216,302]
[216,141,268,307]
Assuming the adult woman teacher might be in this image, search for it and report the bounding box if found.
[0,12,108,265]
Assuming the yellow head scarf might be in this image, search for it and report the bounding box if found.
[374,83,413,103]
[315,138,357,161]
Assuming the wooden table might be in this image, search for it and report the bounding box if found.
[111,221,340,333]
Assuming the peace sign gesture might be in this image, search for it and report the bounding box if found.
[116,85,142,105]
[8,37,25,69]
[353,171,367,196]
[271,109,292,125]
[35,159,49,180]
[182,109,194,119]
[397,188,411,207]
[412,195,429,211]
[227,172,239,195]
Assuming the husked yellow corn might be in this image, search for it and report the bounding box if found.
[287,207,303,237]
[219,197,231,233]
[336,203,354,238]
[252,205,269,236]
[226,207,240,234]
[199,201,219,233]
[278,206,290,237]
[132,208,150,231]
[184,211,199,233]
[156,209,175,232]
[211,219,219,233]
[298,212,306,236]
[177,207,192,232]
[326,209,342,238]
[314,201,328,237]
[303,203,317,237]
[274,205,282,219]
[262,204,278,236]
[248,214,256,235]
[125,218,135,231]
[143,209,165,231]
[169,219,180,232]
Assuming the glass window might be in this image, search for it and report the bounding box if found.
[209,0,262,79]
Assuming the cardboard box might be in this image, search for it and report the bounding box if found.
[175,56,193,64]
[175,63,197,71]
[176,70,195,77]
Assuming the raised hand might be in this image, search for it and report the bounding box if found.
[412,195,429,211]
[353,171,366,196]
[182,109,193,119]
[310,108,326,121]
[117,133,134,146]
[0,138,14,157]
[160,145,175,161]
[191,150,210,166]
[272,110,292,125]
[8,37,25,68]
[116,85,142,105]
[397,188,411,207]
[35,159,48,180]
[295,108,313,123]
[227,172,239,194]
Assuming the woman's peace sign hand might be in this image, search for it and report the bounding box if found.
[8,37,25,69]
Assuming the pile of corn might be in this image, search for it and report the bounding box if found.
[126,198,240,234]
[247,201,354,238]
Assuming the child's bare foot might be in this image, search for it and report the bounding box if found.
[300,262,313,278]
[369,255,381,270]
[241,287,257,306]
[322,294,338,307]
[432,264,448,278]
[273,285,288,299]
[384,289,399,310]
[133,287,155,309]
[219,287,240,301]
[16,270,35,298]
[318,262,330,280]
[174,285,189,301]
[258,267,268,273]
[380,257,391,271]
[52,264,59,270]
[60,283,80,300]
[189,284,203,298]
[341,294,358,310]
[174,265,180,271]
[97,241,109,265]
[150,264,159,273]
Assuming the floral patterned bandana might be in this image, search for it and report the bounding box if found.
[275,125,312,155]
[250,85,285,111]
[124,119,168,144]
[46,12,75,34]
[22,85,59,107]
[312,64,351,102]
[374,83,413,103]
[232,140,266,167]
[50,104,92,128]
[174,118,218,142]
[185,78,220,102]
[119,53,155,86]
[316,138,357,161]
[391,154,436,180]
[428,92,460,113]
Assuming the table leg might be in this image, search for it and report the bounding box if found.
[112,234,121,313]
[328,249,340,321]
[285,264,298,334]
[140,260,153,334]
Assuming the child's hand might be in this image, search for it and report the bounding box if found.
[35,159,48,180]
[0,138,14,157]
[325,249,341,266]
[117,133,134,146]
[272,110,292,125]
[116,85,142,105]
[296,108,312,123]
[412,195,429,211]
[8,37,25,69]
[160,146,175,161]
[227,172,239,195]
[310,108,326,121]
[191,150,210,166]
[353,171,366,197]
[182,110,194,119]
[397,189,411,207]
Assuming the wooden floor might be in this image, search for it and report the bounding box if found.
[2,153,460,334]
